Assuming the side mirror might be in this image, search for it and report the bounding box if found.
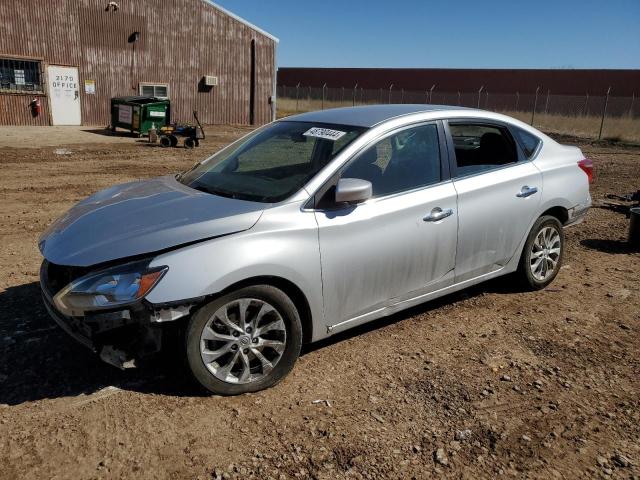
[335,178,372,204]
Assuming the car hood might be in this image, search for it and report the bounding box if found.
[39,175,265,267]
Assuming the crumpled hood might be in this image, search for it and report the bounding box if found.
[39,175,265,266]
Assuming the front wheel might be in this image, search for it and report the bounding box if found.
[185,285,302,395]
[517,215,564,290]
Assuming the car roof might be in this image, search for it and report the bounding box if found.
[279,104,475,128]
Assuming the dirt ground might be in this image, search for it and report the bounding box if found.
[0,126,638,480]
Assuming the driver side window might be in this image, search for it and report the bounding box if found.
[342,123,441,198]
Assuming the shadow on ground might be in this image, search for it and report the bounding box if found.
[0,276,521,406]
[81,128,134,138]
[0,282,204,406]
[580,238,638,254]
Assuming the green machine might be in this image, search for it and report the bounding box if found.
[110,96,170,136]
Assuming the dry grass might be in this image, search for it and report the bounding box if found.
[277,97,640,143]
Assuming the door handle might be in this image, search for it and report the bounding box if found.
[423,207,453,222]
[516,186,538,198]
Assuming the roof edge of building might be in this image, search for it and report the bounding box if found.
[203,0,279,43]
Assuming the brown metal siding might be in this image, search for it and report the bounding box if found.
[0,0,276,126]
[278,68,640,96]
[0,93,50,126]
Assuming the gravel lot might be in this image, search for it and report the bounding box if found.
[0,126,638,479]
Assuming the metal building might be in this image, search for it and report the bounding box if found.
[278,68,640,96]
[0,0,278,126]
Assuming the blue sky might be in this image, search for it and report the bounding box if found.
[213,0,640,69]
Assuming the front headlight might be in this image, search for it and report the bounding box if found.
[53,260,168,316]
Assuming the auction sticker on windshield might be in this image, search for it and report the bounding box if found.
[303,127,347,141]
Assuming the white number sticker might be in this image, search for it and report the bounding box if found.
[303,127,347,141]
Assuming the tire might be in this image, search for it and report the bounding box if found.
[184,137,195,149]
[169,134,178,147]
[185,285,302,395]
[159,135,171,148]
[516,215,565,290]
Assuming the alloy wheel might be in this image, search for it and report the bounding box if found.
[530,226,561,281]
[199,298,287,384]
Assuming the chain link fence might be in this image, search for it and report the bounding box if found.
[277,85,639,143]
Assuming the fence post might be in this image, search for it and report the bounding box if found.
[544,89,550,114]
[388,84,394,104]
[531,86,540,125]
[429,84,436,104]
[353,83,358,106]
[457,91,461,106]
[598,86,611,140]
[321,83,327,110]
[425,89,429,104]
[477,85,484,108]
[583,93,589,116]
[379,88,383,104]
[515,92,519,111]
[630,93,635,116]
[341,87,345,105]
[485,90,489,109]
[361,87,365,105]
[295,83,300,112]
[400,88,404,104]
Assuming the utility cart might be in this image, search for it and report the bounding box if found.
[154,111,205,149]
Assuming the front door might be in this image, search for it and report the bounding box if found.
[47,65,81,125]
[315,122,458,332]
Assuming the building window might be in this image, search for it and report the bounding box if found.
[0,58,43,93]
[139,83,169,99]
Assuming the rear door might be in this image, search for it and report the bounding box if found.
[314,122,458,332]
[445,120,542,283]
[47,65,81,125]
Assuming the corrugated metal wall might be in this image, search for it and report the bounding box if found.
[0,0,276,126]
[278,68,640,97]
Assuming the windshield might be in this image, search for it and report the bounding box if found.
[178,121,367,203]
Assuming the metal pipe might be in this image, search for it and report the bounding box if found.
[598,86,612,140]
[583,93,589,116]
[321,83,327,110]
[531,86,540,125]
[544,89,550,114]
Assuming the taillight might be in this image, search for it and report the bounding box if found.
[578,158,594,183]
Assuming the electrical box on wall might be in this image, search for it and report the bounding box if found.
[203,76,218,87]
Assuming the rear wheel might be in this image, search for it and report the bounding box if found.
[159,135,171,148]
[184,137,196,149]
[185,285,302,395]
[517,215,564,290]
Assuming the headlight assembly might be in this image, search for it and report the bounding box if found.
[53,260,168,316]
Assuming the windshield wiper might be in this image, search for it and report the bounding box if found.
[192,184,238,199]
[176,162,202,181]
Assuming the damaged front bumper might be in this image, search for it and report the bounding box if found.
[40,261,197,369]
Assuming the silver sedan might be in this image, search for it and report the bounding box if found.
[39,105,592,395]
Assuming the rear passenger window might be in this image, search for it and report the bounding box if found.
[449,123,519,177]
[342,123,441,198]
[512,128,542,158]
